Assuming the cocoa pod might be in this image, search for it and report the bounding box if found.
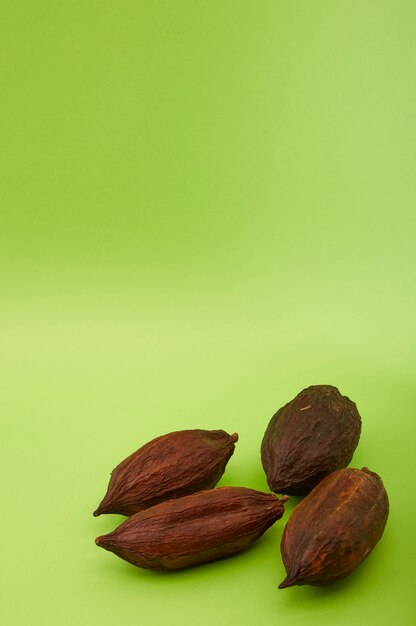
[261,385,361,495]
[94,429,238,516]
[96,486,288,570]
[279,467,389,588]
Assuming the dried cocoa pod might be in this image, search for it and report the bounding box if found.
[94,429,238,516]
[279,467,389,588]
[261,385,361,495]
[96,486,288,570]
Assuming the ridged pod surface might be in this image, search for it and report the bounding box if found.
[279,467,389,588]
[94,429,238,516]
[261,385,361,495]
[96,486,288,570]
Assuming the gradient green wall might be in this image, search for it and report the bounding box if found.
[1,2,415,625]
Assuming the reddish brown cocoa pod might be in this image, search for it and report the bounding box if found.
[94,429,238,516]
[261,385,361,495]
[279,467,389,588]
[96,486,288,570]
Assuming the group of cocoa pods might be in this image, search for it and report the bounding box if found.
[94,384,389,588]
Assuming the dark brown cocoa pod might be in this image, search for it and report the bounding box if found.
[96,486,288,570]
[94,429,238,516]
[261,385,361,495]
[279,467,389,588]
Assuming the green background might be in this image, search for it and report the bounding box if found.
[1,1,415,624]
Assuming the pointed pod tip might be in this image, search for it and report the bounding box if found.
[93,497,110,517]
[96,534,116,550]
[278,575,298,589]
[231,432,239,443]
[280,495,290,503]
[93,502,107,516]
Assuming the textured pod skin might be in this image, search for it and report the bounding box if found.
[94,429,238,516]
[279,467,389,588]
[96,486,288,570]
[261,385,361,495]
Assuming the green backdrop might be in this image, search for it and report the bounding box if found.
[1,2,415,625]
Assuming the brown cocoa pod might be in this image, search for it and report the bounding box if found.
[279,467,389,588]
[96,486,288,570]
[261,385,361,495]
[94,429,238,516]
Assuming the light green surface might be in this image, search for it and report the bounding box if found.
[1,2,415,625]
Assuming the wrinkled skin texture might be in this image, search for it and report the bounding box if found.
[261,385,361,495]
[279,467,389,588]
[96,487,288,570]
[94,429,238,516]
